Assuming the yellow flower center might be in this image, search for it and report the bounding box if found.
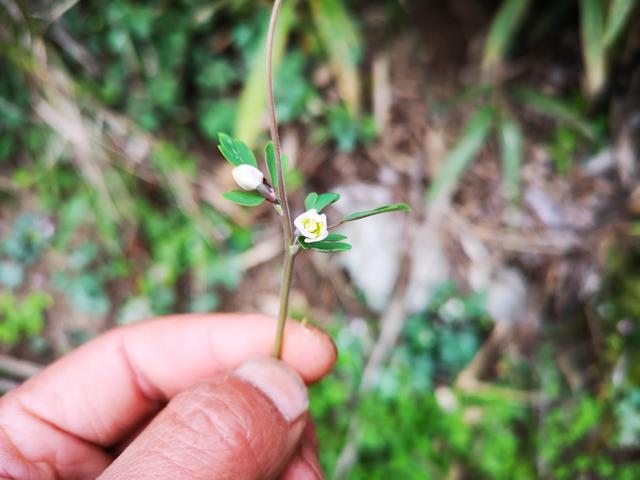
[302,218,323,237]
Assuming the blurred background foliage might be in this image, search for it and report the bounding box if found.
[2,0,640,478]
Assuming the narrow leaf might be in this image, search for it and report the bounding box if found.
[428,107,494,202]
[315,192,340,212]
[340,203,411,223]
[603,0,638,49]
[265,142,278,188]
[498,116,523,204]
[325,233,347,241]
[513,87,600,141]
[223,190,265,207]
[265,142,288,189]
[482,0,531,72]
[304,192,319,211]
[218,133,257,167]
[580,0,606,97]
[306,240,352,252]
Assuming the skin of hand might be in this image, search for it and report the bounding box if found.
[0,313,337,479]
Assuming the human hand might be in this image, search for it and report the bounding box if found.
[0,314,336,479]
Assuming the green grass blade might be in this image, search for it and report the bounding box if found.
[482,0,531,72]
[428,107,494,202]
[498,116,523,204]
[311,0,362,115]
[513,88,600,141]
[580,0,606,97]
[223,190,265,206]
[603,0,638,49]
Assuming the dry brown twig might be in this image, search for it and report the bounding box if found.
[0,354,42,380]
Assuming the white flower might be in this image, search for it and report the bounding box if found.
[294,209,328,243]
[232,164,264,191]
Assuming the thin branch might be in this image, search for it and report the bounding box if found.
[0,354,42,379]
[266,0,293,242]
[266,0,296,359]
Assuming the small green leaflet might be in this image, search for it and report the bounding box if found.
[298,237,352,252]
[223,190,265,206]
[304,192,340,212]
[304,192,318,210]
[265,142,288,188]
[298,233,349,250]
[325,233,347,241]
[218,133,257,167]
[339,203,411,223]
[315,192,340,211]
[308,242,352,252]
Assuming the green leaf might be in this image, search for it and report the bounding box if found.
[428,107,494,202]
[218,133,257,167]
[325,233,347,242]
[300,237,352,252]
[305,192,319,210]
[315,192,341,212]
[513,88,600,141]
[264,142,288,189]
[265,142,277,188]
[482,0,532,71]
[223,190,265,206]
[298,233,348,250]
[310,242,352,252]
[603,0,638,49]
[297,236,311,250]
[580,0,606,97]
[498,116,523,204]
[303,192,340,212]
[340,203,411,223]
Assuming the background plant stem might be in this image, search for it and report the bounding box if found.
[266,0,295,359]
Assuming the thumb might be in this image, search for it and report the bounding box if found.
[100,357,309,480]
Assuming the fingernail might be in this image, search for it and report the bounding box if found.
[234,356,308,422]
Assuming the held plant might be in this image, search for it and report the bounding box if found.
[219,0,410,359]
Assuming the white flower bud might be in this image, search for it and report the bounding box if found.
[294,209,328,243]
[232,164,264,191]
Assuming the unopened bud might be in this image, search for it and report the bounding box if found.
[232,164,264,191]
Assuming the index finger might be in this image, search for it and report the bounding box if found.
[1,314,336,448]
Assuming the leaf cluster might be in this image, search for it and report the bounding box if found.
[219,134,410,253]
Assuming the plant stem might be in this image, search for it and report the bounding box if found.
[266,0,293,238]
[266,0,295,359]
[272,248,297,358]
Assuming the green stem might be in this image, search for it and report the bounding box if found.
[272,248,297,358]
[266,0,295,359]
